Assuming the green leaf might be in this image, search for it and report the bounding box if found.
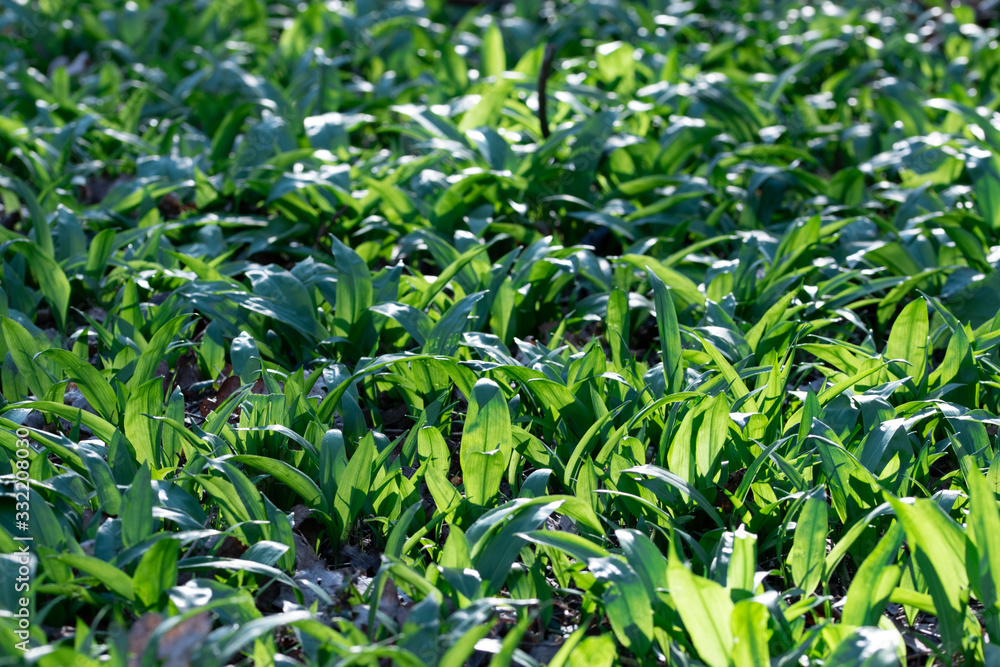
[423,291,485,356]
[966,467,1000,641]
[211,611,314,664]
[1,317,53,399]
[519,530,652,654]
[825,627,902,667]
[57,555,134,601]
[460,378,513,506]
[646,268,683,395]
[458,80,514,134]
[77,445,123,515]
[127,315,189,392]
[370,302,433,347]
[488,614,533,667]
[243,265,327,341]
[8,241,69,328]
[885,297,928,385]
[789,488,828,595]
[211,103,255,164]
[841,523,903,626]
[121,462,153,549]
[481,23,506,79]
[228,455,324,508]
[439,624,493,667]
[731,599,770,667]
[417,426,450,478]
[0,173,53,257]
[123,378,164,465]
[590,555,653,654]
[615,529,667,600]
[667,393,730,484]
[364,176,416,222]
[564,407,619,487]
[968,147,1000,229]
[40,349,118,420]
[621,255,703,309]
[465,448,505,509]
[425,466,463,521]
[606,288,631,375]
[476,499,564,593]
[566,635,616,667]
[690,331,759,413]
[231,332,262,383]
[333,434,376,541]
[330,235,373,342]
[626,464,725,528]
[84,229,117,280]
[385,502,422,560]
[668,537,734,667]
[134,538,179,609]
[1,401,117,443]
[888,495,970,654]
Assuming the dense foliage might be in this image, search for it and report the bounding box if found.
[2,0,1000,664]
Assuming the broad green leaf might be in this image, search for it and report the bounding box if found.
[370,302,433,347]
[228,455,324,508]
[231,332,262,383]
[439,624,492,667]
[667,392,729,484]
[622,255,703,309]
[968,147,1000,229]
[520,530,652,654]
[1,317,53,399]
[627,465,725,528]
[127,315,189,392]
[460,378,513,505]
[263,496,296,573]
[789,488,828,595]
[77,445,123,515]
[8,241,69,328]
[424,291,485,356]
[121,463,153,549]
[385,502,422,560]
[591,555,653,654]
[690,331,758,413]
[476,499,563,593]
[464,448,505,509]
[615,529,667,600]
[333,434,376,541]
[243,265,328,340]
[123,378,164,465]
[458,80,514,134]
[417,426,450,478]
[57,555,134,601]
[731,599,770,667]
[888,495,970,654]
[824,627,902,667]
[134,538,179,609]
[646,268,683,395]
[330,235,373,341]
[482,23,506,79]
[40,349,118,421]
[0,173,53,257]
[668,537,734,667]
[885,297,928,385]
[966,467,1000,641]
[842,523,903,626]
